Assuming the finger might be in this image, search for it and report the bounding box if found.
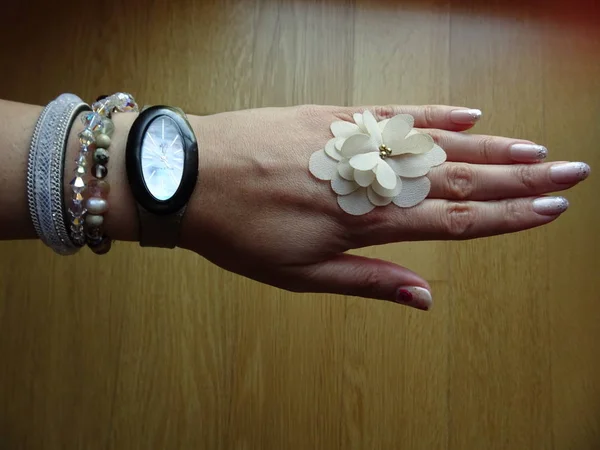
[353,196,569,246]
[301,254,432,310]
[423,129,549,164]
[428,161,591,201]
[342,105,482,132]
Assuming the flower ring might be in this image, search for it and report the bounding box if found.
[309,111,447,215]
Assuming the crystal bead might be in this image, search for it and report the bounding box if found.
[113,92,138,112]
[78,129,94,146]
[81,145,90,154]
[75,153,88,166]
[92,164,107,179]
[70,176,86,193]
[70,224,81,234]
[69,200,87,216]
[74,165,87,176]
[88,179,110,197]
[81,112,103,132]
[72,216,85,227]
[92,98,114,117]
[75,193,84,202]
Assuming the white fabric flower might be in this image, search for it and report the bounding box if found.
[309,111,446,215]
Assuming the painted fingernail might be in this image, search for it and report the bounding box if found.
[532,196,569,216]
[450,109,482,125]
[395,286,432,311]
[510,143,548,162]
[550,162,591,184]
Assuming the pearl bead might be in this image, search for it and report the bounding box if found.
[95,133,111,148]
[85,214,104,228]
[85,197,108,214]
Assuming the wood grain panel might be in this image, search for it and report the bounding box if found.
[0,0,598,449]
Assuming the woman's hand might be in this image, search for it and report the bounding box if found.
[180,105,590,310]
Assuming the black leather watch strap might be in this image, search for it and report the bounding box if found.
[137,205,186,248]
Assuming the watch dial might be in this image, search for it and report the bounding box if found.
[141,116,185,201]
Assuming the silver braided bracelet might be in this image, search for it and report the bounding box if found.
[27,94,91,255]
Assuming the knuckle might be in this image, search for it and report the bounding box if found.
[423,105,437,128]
[442,202,476,238]
[373,105,397,121]
[445,163,475,200]
[502,199,525,226]
[515,165,537,190]
[478,136,496,162]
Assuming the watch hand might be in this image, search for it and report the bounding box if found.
[162,118,165,140]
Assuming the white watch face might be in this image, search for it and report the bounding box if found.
[141,116,184,201]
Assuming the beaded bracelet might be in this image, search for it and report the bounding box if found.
[69,92,138,254]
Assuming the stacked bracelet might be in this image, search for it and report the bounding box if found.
[27,94,91,255]
[79,93,138,254]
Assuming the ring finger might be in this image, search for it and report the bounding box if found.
[427,161,590,201]
[422,129,549,164]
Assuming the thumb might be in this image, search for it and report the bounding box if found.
[302,254,433,311]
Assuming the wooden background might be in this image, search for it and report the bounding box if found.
[0,0,599,448]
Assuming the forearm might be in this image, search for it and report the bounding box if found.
[0,98,215,246]
[0,100,42,239]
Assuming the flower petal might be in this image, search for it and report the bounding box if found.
[378,119,390,131]
[325,138,342,161]
[353,113,367,133]
[375,160,398,190]
[331,172,359,195]
[309,149,338,181]
[392,176,431,207]
[337,188,376,216]
[392,130,435,155]
[382,114,412,150]
[354,169,376,187]
[362,110,383,145]
[371,177,402,198]
[367,186,394,206]
[386,144,447,178]
[349,152,380,171]
[331,121,361,139]
[340,133,377,157]
[338,161,354,180]
[396,114,415,129]
[335,137,346,151]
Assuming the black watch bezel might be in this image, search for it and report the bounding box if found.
[126,106,198,216]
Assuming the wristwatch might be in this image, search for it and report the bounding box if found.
[126,106,198,248]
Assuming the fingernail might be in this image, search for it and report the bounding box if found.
[510,143,548,162]
[550,162,591,184]
[450,109,482,125]
[532,196,569,216]
[395,286,432,311]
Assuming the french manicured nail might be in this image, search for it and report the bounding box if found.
[510,143,548,162]
[450,109,482,125]
[532,196,569,216]
[395,286,432,311]
[550,162,591,184]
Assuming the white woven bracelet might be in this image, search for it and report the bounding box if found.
[27,93,91,255]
